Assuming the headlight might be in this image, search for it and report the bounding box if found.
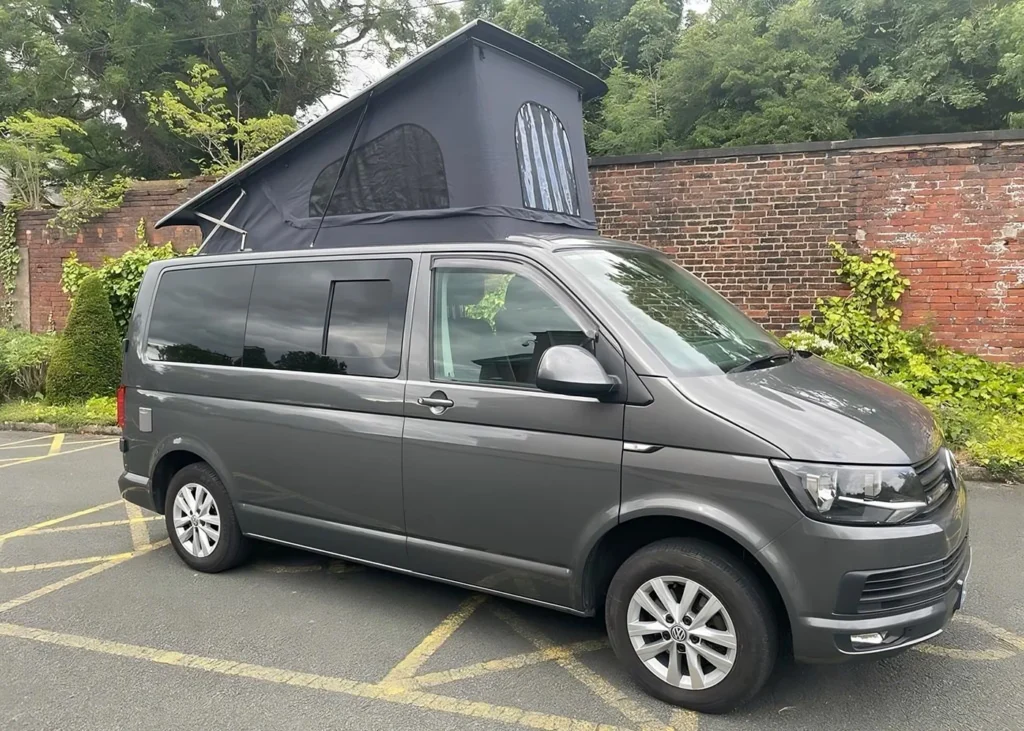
[773,460,938,525]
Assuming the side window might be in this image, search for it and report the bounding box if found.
[309,124,449,217]
[243,259,412,377]
[146,265,254,366]
[514,102,580,217]
[432,267,586,387]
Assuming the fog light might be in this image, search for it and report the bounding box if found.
[851,632,887,648]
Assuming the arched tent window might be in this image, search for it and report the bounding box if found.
[310,124,449,217]
[514,102,580,217]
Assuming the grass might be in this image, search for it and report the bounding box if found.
[0,396,117,429]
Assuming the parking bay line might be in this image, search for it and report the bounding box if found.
[124,501,151,552]
[0,621,639,731]
[25,516,161,536]
[0,552,136,574]
[0,439,118,471]
[381,593,488,685]
[0,500,124,541]
[47,434,64,455]
[492,605,684,731]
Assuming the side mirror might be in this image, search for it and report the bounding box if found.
[536,345,618,398]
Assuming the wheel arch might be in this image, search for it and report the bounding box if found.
[148,436,232,514]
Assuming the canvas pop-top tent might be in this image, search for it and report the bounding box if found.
[156,20,608,254]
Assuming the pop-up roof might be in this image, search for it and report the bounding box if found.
[156,20,607,254]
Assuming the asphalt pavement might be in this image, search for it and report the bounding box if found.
[1,429,1022,730]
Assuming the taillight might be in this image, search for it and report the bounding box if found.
[116,385,126,429]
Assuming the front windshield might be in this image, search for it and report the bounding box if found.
[562,247,785,376]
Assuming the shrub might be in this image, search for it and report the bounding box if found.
[785,242,1024,481]
[45,275,122,403]
[0,329,56,399]
[62,219,194,336]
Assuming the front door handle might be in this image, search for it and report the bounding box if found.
[416,390,454,414]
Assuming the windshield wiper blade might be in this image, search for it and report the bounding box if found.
[728,351,794,374]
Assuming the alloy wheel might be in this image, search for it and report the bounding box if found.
[172,482,221,558]
[626,575,737,691]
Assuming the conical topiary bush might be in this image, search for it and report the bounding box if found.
[46,273,122,403]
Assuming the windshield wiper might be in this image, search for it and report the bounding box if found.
[727,351,794,374]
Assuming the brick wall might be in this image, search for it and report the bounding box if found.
[591,130,1024,362]
[12,131,1024,361]
[15,179,212,332]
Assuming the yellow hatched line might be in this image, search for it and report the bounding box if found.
[0,500,123,541]
[0,541,169,615]
[0,552,135,574]
[0,621,637,731]
[492,606,682,731]
[400,639,609,690]
[47,434,65,455]
[27,516,161,536]
[0,439,118,470]
[0,433,59,449]
[124,501,151,552]
[381,593,488,684]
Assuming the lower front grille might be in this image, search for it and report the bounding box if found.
[850,537,969,615]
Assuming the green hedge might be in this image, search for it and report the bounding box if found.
[45,274,122,403]
[0,396,116,428]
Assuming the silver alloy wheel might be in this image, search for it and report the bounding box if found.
[626,575,737,691]
[172,482,221,558]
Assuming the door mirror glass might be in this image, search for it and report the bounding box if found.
[536,345,617,398]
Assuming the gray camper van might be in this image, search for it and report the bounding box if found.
[117,21,969,713]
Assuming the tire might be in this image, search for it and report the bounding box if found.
[164,462,250,573]
[605,538,777,714]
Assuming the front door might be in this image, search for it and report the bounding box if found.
[402,254,624,610]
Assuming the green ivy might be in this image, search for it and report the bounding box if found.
[0,207,19,326]
[48,175,132,236]
[783,242,1024,481]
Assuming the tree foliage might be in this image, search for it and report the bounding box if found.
[466,0,1024,155]
[0,112,84,209]
[0,1,432,178]
[145,64,297,176]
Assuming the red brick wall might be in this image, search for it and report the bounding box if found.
[591,131,1024,362]
[16,179,212,332]
[14,131,1024,361]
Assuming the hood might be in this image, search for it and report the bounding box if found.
[673,355,941,464]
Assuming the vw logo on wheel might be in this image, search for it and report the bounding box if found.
[670,625,687,642]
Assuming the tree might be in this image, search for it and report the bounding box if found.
[0,112,84,209]
[0,1,431,179]
[46,274,122,403]
[146,64,297,176]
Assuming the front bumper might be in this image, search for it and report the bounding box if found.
[760,481,969,663]
[119,470,159,513]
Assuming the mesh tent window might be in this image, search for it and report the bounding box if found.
[310,124,450,217]
[514,102,580,217]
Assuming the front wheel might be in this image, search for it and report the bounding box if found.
[164,462,250,573]
[605,538,777,714]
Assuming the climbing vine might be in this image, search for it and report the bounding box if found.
[0,207,20,326]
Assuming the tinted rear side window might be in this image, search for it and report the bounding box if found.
[243,259,412,377]
[146,265,254,366]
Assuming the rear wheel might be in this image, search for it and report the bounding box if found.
[605,538,777,714]
[164,462,250,572]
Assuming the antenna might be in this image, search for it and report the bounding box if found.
[309,89,375,248]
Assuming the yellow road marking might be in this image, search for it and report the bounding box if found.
[124,501,150,552]
[958,614,1024,652]
[0,621,637,731]
[0,541,166,615]
[400,639,609,689]
[0,439,118,470]
[493,606,679,731]
[382,594,488,685]
[26,516,161,536]
[0,552,135,574]
[0,433,59,449]
[0,500,123,541]
[47,434,65,456]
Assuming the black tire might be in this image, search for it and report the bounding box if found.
[605,538,777,714]
[164,462,250,573]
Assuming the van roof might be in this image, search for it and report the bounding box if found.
[158,234,652,268]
